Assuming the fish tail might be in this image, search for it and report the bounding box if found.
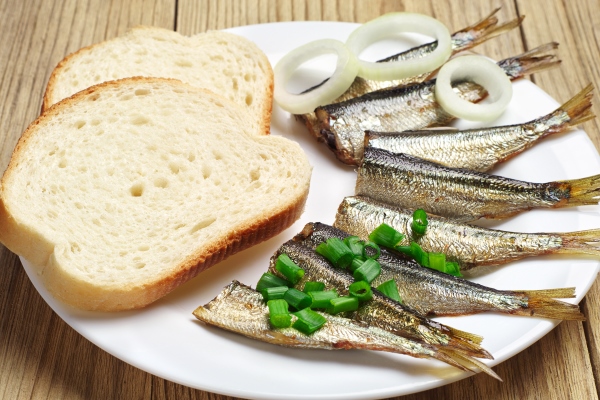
[499,42,561,80]
[512,293,585,321]
[520,287,577,299]
[557,229,600,256]
[538,84,596,133]
[439,348,503,380]
[559,84,596,126]
[466,11,525,49]
[447,326,484,345]
[444,327,495,360]
[558,174,600,206]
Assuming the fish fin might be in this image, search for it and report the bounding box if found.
[559,84,595,126]
[447,326,484,345]
[557,174,600,207]
[439,349,503,381]
[519,287,577,299]
[465,12,524,49]
[512,296,585,321]
[445,327,495,360]
[557,229,600,256]
[499,42,561,79]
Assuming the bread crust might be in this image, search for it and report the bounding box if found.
[1,77,310,311]
[42,26,274,135]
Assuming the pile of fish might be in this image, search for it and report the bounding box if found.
[193,9,598,380]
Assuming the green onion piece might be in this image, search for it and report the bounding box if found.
[444,261,463,277]
[348,281,373,302]
[292,308,327,334]
[368,223,405,249]
[303,281,325,293]
[275,254,305,285]
[376,279,402,303]
[256,272,292,292]
[353,258,381,283]
[283,288,312,310]
[315,238,354,269]
[327,296,359,314]
[261,286,289,301]
[308,289,339,309]
[411,209,428,236]
[349,257,365,272]
[267,299,292,328]
[428,252,446,271]
[362,240,381,260]
[343,236,365,258]
[397,242,429,267]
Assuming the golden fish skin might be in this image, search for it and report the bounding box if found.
[356,148,600,221]
[309,43,560,165]
[269,240,491,359]
[334,196,600,270]
[365,85,595,172]
[193,281,493,374]
[294,222,584,321]
[299,9,523,144]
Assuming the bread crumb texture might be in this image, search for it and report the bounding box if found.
[0,78,311,310]
[46,27,273,133]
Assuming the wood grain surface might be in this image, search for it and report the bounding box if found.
[1,1,599,399]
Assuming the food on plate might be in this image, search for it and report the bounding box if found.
[0,78,311,311]
[310,43,560,165]
[295,222,585,319]
[268,240,491,359]
[364,85,594,171]
[335,196,600,270]
[193,281,499,378]
[42,27,274,134]
[298,9,523,132]
[356,148,600,221]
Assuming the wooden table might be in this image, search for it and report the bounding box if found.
[1,1,599,399]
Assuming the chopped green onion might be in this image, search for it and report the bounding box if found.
[444,261,463,277]
[292,308,327,334]
[362,240,381,260]
[315,237,354,269]
[376,279,402,303]
[349,257,365,272]
[327,296,360,314]
[283,288,312,310]
[275,254,305,285]
[397,242,429,267]
[368,223,405,249]
[353,258,381,283]
[303,281,325,293]
[411,209,428,236]
[343,236,365,258]
[348,281,373,302]
[308,289,339,309]
[428,252,446,271]
[261,286,289,301]
[256,272,292,292]
[267,299,292,328]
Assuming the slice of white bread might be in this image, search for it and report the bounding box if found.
[43,26,273,135]
[0,77,311,311]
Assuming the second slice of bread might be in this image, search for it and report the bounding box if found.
[43,27,274,134]
[0,77,311,311]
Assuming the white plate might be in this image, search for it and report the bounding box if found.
[21,22,600,399]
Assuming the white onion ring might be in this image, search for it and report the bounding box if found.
[435,55,513,122]
[273,39,359,114]
[345,12,452,81]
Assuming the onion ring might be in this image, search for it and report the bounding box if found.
[435,55,513,122]
[345,13,452,81]
[273,39,359,114]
